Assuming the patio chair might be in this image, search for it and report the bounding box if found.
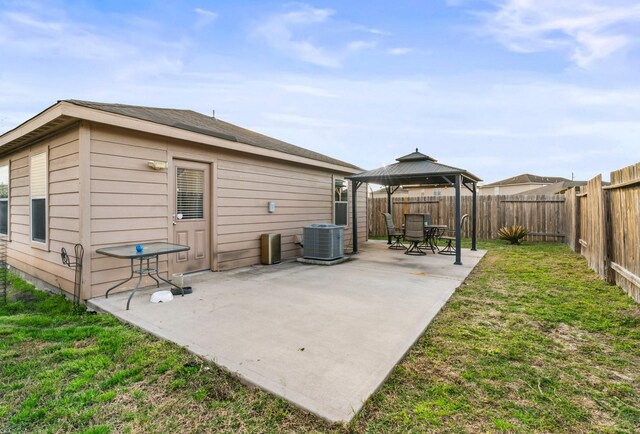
[438,214,468,255]
[404,214,427,255]
[423,213,433,226]
[382,212,405,249]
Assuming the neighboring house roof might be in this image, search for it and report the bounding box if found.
[348,149,482,186]
[524,180,609,195]
[0,100,360,172]
[482,173,570,188]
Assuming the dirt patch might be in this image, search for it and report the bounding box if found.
[547,323,589,352]
[578,396,616,429]
[618,308,640,319]
[10,289,40,304]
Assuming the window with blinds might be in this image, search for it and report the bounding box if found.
[0,165,8,236]
[176,168,204,220]
[31,152,47,243]
[334,178,348,226]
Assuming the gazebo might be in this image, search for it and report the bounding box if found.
[346,149,482,265]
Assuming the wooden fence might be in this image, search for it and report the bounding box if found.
[566,162,640,302]
[368,162,639,303]
[368,194,566,241]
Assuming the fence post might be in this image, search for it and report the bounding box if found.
[564,187,580,252]
[602,189,615,283]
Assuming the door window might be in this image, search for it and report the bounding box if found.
[176,168,204,220]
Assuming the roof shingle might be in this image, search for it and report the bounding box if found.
[65,100,359,170]
[483,173,570,187]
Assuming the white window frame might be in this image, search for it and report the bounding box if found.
[0,162,9,239]
[30,151,48,249]
[333,176,349,227]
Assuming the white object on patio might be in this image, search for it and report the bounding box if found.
[150,290,174,303]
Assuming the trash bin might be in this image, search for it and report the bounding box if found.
[261,233,281,265]
[172,273,184,289]
[170,272,193,295]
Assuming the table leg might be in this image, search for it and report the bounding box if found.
[151,254,184,296]
[433,228,443,251]
[105,258,135,299]
[126,257,145,310]
[146,257,160,287]
[424,228,436,253]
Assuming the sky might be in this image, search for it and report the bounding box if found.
[0,0,639,183]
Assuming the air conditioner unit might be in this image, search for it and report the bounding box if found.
[303,224,344,260]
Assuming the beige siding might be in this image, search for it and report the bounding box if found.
[216,157,335,269]
[5,127,80,296]
[89,125,169,297]
[7,122,363,298]
[479,184,549,195]
[88,124,365,281]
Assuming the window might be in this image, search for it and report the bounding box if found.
[334,178,348,226]
[176,168,204,220]
[30,152,47,243]
[0,165,8,236]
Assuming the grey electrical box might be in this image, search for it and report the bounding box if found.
[260,233,281,265]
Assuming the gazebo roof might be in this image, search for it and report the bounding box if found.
[346,149,482,186]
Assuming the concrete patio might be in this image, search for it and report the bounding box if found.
[88,240,486,423]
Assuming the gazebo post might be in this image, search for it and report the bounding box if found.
[454,174,462,265]
[471,182,477,251]
[352,181,361,254]
[385,186,393,245]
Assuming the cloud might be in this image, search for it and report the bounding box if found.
[347,40,377,51]
[261,112,350,129]
[480,0,640,67]
[4,11,63,32]
[278,84,337,97]
[194,7,218,29]
[0,5,187,79]
[387,47,411,55]
[114,57,184,81]
[253,4,377,67]
[442,128,520,137]
[0,9,136,60]
[355,25,391,36]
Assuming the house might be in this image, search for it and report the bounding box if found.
[519,180,610,195]
[0,100,367,301]
[478,174,570,195]
[370,184,472,198]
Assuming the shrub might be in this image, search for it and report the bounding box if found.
[498,225,529,245]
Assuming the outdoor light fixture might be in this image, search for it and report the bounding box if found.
[148,160,169,170]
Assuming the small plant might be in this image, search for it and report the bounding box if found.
[498,225,529,245]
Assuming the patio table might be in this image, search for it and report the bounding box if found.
[97,242,190,310]
[424,224,448,253]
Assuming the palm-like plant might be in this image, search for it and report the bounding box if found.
[498,225,529,245]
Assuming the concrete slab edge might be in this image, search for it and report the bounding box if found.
[338,249,488,420]
[85,298,349,424]
[85,250,487,425]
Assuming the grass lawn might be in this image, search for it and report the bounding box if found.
[1,241,639,433]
